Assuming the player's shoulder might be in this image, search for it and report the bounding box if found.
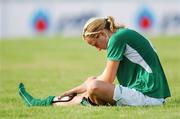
[112,28,134,39]
[109,28,130,43]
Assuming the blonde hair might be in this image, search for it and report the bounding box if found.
[82,16,125,40]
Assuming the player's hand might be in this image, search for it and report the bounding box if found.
[58,91,77,99]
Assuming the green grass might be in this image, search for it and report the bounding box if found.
[0,36,180,119]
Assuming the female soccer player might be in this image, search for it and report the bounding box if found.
[19,16,171,106]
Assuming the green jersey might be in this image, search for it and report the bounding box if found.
[107,28,171,98]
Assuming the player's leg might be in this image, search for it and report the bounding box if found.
[87,80,116,105]
[19,83,90,107]
[52,95,84,106]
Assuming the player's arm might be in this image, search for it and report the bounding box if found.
[60,61,119,97]
[59,77,97,97]
[97,60,120,83]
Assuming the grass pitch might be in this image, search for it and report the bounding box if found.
[0,36,180,119]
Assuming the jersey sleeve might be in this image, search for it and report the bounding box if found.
[107,33,126,61]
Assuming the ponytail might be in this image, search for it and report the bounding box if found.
[106,16,125,32]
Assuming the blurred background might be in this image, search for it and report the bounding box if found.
[0,1,180,118]
[0,0,180,39]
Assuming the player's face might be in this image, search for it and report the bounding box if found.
[85,31,109,51]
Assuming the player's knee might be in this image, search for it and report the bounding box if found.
[87,80,99,96]
[85,76,97,85]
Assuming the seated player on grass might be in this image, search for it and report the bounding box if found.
[19,16,171,106]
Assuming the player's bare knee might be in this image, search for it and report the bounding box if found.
[87,80,99,96]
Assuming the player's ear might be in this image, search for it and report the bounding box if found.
[101,31,107,37]
[98,31,104,36]
[99,31,104,35]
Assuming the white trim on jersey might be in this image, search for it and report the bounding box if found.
[124,44,152,73]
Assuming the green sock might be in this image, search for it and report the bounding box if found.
[80,97,91,106]
[18,83,55,107]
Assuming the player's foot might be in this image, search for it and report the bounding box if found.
[18,83,33,106]
[18,83,55,106]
